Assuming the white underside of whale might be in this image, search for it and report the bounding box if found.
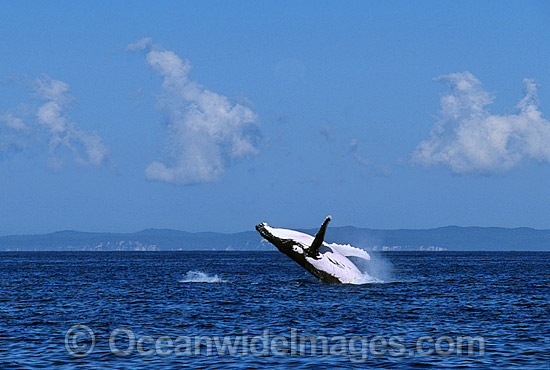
[262,224,371,284]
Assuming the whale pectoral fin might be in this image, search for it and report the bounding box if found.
[308,215,331,258]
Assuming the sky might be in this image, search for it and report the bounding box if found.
[1,1,550,234]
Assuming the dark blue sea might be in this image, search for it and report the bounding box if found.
[1,251,548,369]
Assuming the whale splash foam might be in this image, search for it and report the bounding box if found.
[179,270,228,283]
[349,253,393,285]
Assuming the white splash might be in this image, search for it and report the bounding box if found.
[179,270,228,283]
[352,274,384,285]
[350,253,394,285]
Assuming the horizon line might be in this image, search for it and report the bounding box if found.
[0,224,547,238]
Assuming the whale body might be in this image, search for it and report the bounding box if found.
[255,216,371,284]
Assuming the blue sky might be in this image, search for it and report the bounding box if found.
[1,1,550,234]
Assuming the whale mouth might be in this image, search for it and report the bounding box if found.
[255,223,275,243]
[256,223,291,252]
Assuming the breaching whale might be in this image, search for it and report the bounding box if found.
[255,216,371,284]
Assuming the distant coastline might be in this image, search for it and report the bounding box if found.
[1,226,550,252]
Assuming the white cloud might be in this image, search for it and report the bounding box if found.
[412,72,550,174]
[125,37,153,52]
[0,113,27,131]
[0,75,109,169]
[34,75,109,168]
[128,38,260,185]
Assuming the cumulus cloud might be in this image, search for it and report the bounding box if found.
[0,75,109,169]
[128,38,260,185]
[34,75,109,169]
[412,72,550,174]
[0,113,27,131]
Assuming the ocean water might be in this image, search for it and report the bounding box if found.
[0,251,548,369]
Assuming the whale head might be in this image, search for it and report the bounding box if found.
[255,222,309,257]
[256,215,332,258]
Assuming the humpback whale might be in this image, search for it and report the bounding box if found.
[255,216,371,284]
